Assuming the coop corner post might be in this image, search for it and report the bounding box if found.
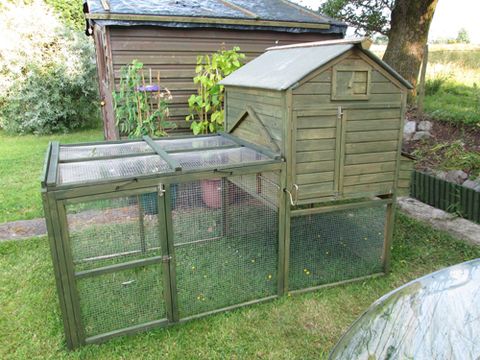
[42,190,75,349]
[277,163,287,297]
[158,183,179,322]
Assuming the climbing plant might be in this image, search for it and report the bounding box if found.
[113,60,175,138]
[186,47,245,135]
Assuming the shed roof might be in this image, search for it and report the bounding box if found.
[84,0,346,34]
[219,38,413,90]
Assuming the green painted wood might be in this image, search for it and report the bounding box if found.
[297,128,336,140]
[291,198,392,217]
[345,141,398,154]
[154,185,174,324]
[75,256,165,279]
[297,171,334,185]
[343,172,395,186]
[346,130,399,143]
[219,131,282,160]
[47,141,60,186]
[346,109,400,121]
[41,142,53,187]
[297,160,335,174]
[143,136,182,171]
[345,151,397,165]
[343,182,394,194]
[347,119,400,132]
[42,192,74,349]
[296,150,335,163]
[50,162,284,198]
[296,139,336,152]
[55,200,86,347]
[344,162,396,176]
[163,184,180,322]
[288,273,384,295]
[297,116,337,129]
[409,171,480,223]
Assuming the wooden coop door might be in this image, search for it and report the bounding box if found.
[293,107,345,202]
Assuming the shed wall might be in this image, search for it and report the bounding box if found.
[106,27,339,135]
[292,50,404,202]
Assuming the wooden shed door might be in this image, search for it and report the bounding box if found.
[293,107,344,202]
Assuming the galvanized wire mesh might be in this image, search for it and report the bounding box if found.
[171,172,280,318]
[59,142,152,161]
[58,155,171,185]
[77,264,166,337]
[288,205,386,291]
[171,147,269,171]
[66,194,162,271]
[155,136,237,152]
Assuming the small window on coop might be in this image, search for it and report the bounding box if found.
[332,66,371,100]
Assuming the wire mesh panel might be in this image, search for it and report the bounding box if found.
[66,194,162,271]
[289,204,386,291]
[59,142,153,161]
[171,172,280,318]
[58,155,171,185]
[170,147,270,171]
[65,192,168,338]
[77,264,166,337]
[155,136,237,152]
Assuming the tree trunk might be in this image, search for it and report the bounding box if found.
[383,0,438,103]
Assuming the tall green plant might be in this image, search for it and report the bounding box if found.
[113,60,175,138]
[186,47,245,135]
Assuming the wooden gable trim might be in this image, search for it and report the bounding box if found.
[228,106,281,152]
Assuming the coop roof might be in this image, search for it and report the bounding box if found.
[42,134,283,188]
[219,38,413,90]
[83,0,346,34]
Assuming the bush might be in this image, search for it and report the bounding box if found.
[0,1,99,135]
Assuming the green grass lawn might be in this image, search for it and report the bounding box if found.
[1,213,479,359]
[424,46,480,126]
[0,128,103,224]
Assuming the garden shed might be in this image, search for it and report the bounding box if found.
[83,0,347,139]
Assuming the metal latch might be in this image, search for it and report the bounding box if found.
[158,184,166,197]
[285,184,299,206]
[161,255,172,263]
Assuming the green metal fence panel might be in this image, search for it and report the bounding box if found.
[410,171,480,223]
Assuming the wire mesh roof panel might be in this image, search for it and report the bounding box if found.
[58,155,172,185]
[154,136,237,152]
[170,147,270,170]
[59,142,153,161]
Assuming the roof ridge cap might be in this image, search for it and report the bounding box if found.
[266,37,371,51]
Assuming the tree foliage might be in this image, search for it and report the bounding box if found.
[456,28,470,44]
[0,0,99,134]
[319,0,394,36]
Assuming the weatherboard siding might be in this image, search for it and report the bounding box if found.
[108,27,338,133]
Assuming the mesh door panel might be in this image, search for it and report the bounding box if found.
[171,173,279,317]
[66,193,162,271]
[77,264,166,337]
[289,205,386,291]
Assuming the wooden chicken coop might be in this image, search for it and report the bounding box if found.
[42,38,412,349]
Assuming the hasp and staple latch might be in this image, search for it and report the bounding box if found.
[158,184,166,197]
[285,184,299,206]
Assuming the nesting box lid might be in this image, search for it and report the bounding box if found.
[219,38,413,91]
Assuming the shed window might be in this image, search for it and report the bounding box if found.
[332,66,371,100]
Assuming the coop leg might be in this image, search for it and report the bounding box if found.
[137,195,147,254]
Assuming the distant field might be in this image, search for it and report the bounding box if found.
[371,44,480,126]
